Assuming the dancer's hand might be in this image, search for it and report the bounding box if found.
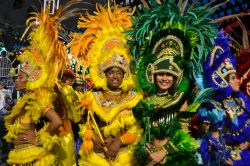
[225,158,233,166]
[146,143,167,165]
[104,136,114,147]
[226,108,234,118]
[239,142,249,150]
[105,138,122,160]
[93,132,104,152]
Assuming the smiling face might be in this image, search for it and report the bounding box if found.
[155,73,174,93]
[105,67,124,91]
[228,72,240,92]
[15,70,28,91]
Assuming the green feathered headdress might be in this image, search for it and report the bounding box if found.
[127,0,219,94]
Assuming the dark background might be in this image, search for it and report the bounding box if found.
[0,0,249,53]
[0,0,105,31]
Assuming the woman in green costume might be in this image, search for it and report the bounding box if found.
[127,0,220,165]
[132,37,198,166]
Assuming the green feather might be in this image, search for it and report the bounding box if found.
[127,0,217,79]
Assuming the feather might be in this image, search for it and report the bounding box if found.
[211,13,250,24]
[140,0,150,9]
[237,17,249,49]
[68,1,134,91]
[79,124,94,155]
[209,0,229,11]
[180,0,188,16]
[18,2,87,90]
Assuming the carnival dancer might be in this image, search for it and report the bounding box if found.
[127,0,221,165]
[69,2,143,165]
[3,6,71,165]
[196,31,250,166]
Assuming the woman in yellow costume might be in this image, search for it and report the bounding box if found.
[69,2,143,166]
[3,5,71,166]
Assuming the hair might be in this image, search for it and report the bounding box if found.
[104,66,125,76]
[225,72,237,84]
[61,70,75,83]
[225,74,230,84]
[73,82,83,89]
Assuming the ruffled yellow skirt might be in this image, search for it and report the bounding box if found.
[78,148,136,166]
[7,144,57,166]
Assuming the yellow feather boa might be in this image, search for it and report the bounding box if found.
[6,124,59,165]
[19,7,69,90]
[4,89,56,142]
[7,145,57,165]
[4,89,59,165]
[78,147,137,166]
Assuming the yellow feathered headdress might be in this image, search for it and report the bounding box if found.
[18,6,70,90]
[70,1,135,91]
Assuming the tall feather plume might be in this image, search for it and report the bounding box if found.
[21,1,85,89]
[211,13,250,24]
[237,17,249,49]
[59,0,92,21]
[127,0,219,77]
[69,0,133,76]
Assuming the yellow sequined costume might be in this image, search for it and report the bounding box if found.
[69,2,143,165]
[4,5,69,166]
[77,90,142,166]
[4,90,59,166]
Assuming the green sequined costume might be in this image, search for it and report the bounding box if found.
[132,54,198,165]
[127,0,219,165]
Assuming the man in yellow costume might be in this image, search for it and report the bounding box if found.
[69,2,142,166]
